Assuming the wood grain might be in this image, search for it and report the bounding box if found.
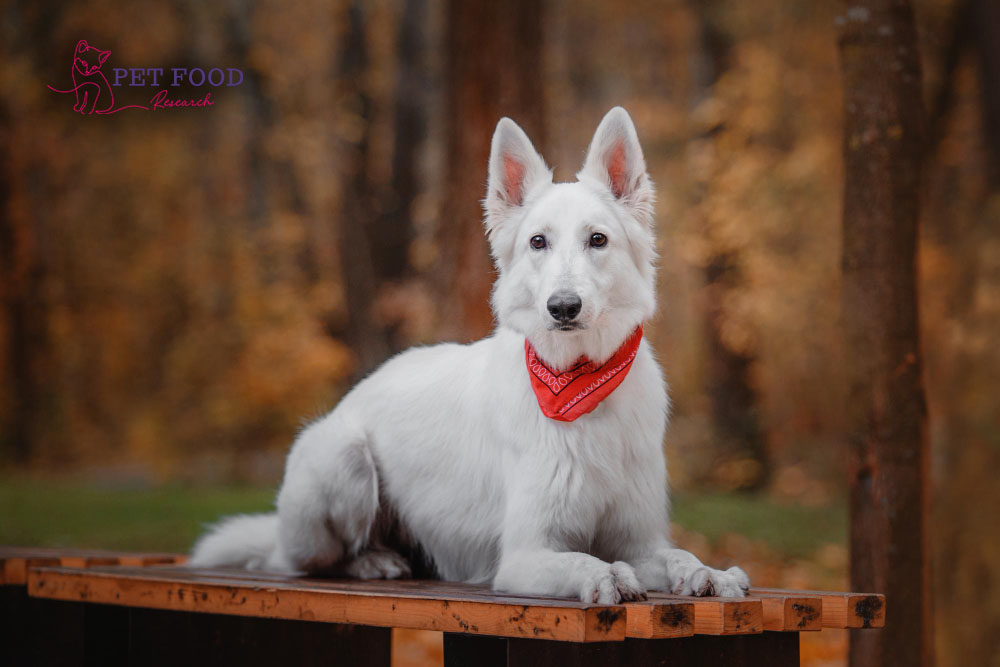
[747,591,822,631]
[28,566,627,642]
[753,587,885,628]
[647,592,762,635]
[623,600,694,638]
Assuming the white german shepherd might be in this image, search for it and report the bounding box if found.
[191,107,750,603]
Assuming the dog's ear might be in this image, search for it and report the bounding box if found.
[578,107,654,227]
[484,118,550,239]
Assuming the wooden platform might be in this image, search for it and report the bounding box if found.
[1,547,885,666]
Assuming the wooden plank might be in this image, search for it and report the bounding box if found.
[123,566,697,640]
[1,554,60,585]
[647,592,762,635]
[119,553,188,567]
[159,567,698,639]
[0,547,185,585]
[753,587,885,629]
[59,555,120,569]
[71,566,695,640]
[623,600,694,638]
[744,590,822,631]
[0,546,185,561]
[28,566,627,642]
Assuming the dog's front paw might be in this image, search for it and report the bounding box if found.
[611,561,648,601]
[673,565,750,598]
[725,566,751,594]
[582,562,648,604]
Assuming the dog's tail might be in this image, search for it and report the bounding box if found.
[189,513,280,570]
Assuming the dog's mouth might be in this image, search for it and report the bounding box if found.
[550,322,586,332]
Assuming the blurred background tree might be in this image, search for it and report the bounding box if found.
[1,0,998,664]
[837,0,929,664]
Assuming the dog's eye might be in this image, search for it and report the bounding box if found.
[589,233,608,248]
[530,235,547,250]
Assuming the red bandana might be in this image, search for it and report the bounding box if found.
[524,325,643,422]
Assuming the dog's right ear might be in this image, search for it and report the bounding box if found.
[484,118,550,241]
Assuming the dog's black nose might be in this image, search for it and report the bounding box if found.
[547,293,582,322]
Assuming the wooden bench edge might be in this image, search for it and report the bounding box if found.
[27,566,628,642]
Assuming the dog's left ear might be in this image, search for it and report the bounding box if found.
[578,107,654,227]
[484,118,551,240]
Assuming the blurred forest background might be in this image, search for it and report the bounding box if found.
[1,0,998,665]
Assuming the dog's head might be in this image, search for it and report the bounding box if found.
[485,107,657,369]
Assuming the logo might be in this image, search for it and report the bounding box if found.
[48,40,244,114]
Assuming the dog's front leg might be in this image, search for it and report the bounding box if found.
[631,543,750,598]
[494,548,647,604]
[492,476,647,604]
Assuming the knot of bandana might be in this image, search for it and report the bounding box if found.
[524,325,643,422]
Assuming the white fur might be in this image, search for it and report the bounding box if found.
[191,107,750,602]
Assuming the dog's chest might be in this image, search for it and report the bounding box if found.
[365,332,667,582]
[532,423,644,529]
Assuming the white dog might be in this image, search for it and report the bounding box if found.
[191,107,750,603]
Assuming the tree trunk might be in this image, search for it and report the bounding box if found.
[690,0,770,490]
[438,0,546,341]
[369,0,428,353]
[336,0,392,376]
[0,100,38,464]
[837,2,931,665]
[703,254,770,491]
[971,0,1000,182]
[374,0,427,285]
